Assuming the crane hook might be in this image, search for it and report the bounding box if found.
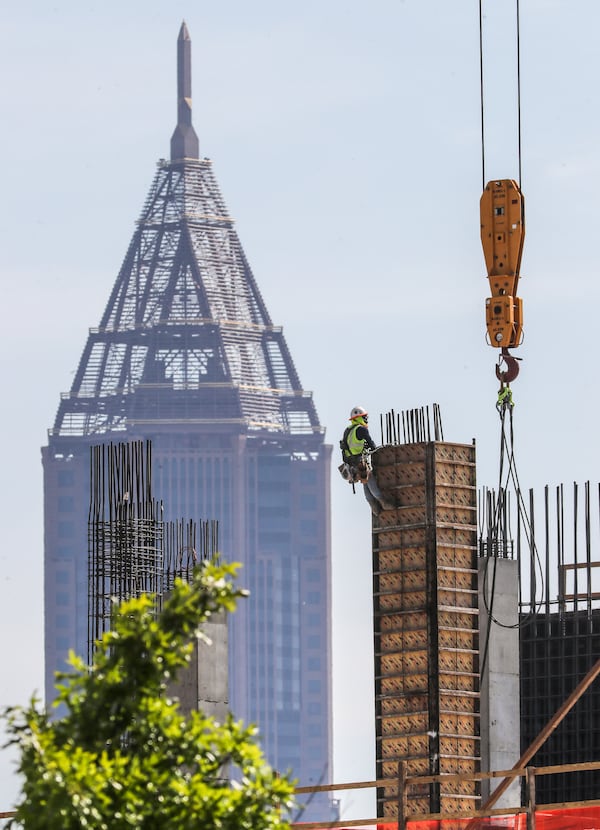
[495,347,520,384]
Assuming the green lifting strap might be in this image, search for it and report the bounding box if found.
[497,386,514,411]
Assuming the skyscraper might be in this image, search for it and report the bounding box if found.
[42,23,333,803]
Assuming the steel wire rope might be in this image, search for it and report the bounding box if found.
[480,405,512,680]
[479,1,532,685]
[478,0,486,190]
[478,0,524,188]
[505,406,545,612]
[480,404,546,689]
[482,406,545,636]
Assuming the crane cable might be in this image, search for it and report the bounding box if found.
[480,399,546,681]
[478,2,544,679]
[478,0,523,189]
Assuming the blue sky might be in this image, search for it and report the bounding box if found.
[1,0,600,817]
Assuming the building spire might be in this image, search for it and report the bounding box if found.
[170,21,199,161]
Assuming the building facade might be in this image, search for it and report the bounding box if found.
[43,24,333,808]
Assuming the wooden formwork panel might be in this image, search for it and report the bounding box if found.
[439,671,478,693]
[379,693,429,716]
[439,794,479,812]
[439,736,479,757]
[375,546,426,571]
[378,650,428,677]
[434,442,475,463]
[439,695,479,715]
[439,674,479,695]
[435,472,477,490]
[376,461,425,488]
[438,627,478,650]
[438,587,478,608]
[440,755,481,776]
[439,604,479,619]
[379,737,430,763]
[378,609,428,633]
[439,609,478,628]
[380,711,429,735]
[435,506,477,526]
[434,446,476,471]
[380,799,430,820]
[436,483,476,505]
[396,485,427,507]
[376,547,476,573]
[379,784,480,819]
[377,588,426,612]
[377,627,428,652]
[437,567,477,590]
[376,444,427,465]
[436,548,477,570]
[439,712,479,736]
[373,442,479,819]
[438,649,478,674]
[379,673,428,696]
[375,527,427,547]
[381,781,432,801]
[377,569,426,595]
[433,462,476,487]
[436,526,477,546]
[389,505,428,525]
[380,757,430,781]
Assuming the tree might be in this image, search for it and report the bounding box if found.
[3,561,295,829]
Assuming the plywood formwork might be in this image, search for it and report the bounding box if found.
[372,441,479,819]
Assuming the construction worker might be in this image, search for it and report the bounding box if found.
[340,406,392,516]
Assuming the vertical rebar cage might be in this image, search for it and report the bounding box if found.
[88,439,221,664]
[478,481,600,803]
[87,440,163,663]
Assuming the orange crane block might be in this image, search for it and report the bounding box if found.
[480,179,525,349]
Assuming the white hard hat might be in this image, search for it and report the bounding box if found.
[350,406,368,420]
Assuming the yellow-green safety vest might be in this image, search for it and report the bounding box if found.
[345,422,366,457]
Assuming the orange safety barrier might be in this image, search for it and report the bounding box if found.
[375,806,600,830]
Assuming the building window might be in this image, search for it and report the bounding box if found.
[307,635,321,649]
[56,547,74,559]
[56,614,70,628]
[56,592,70,607]
[307,657,321,671]
[300,469,317,485]
[306,568,321,582]
[58,522,75,539]
[301,544,318,557]
[58,495,75,512]
[308,679,321,694]
[57,470,75,487]
[306,592,321,604]
[56,571,69,584]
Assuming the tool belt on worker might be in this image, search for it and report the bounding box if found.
[338,452,371,485]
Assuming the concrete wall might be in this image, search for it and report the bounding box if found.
[478,557,521,806]
[169,610,229,722]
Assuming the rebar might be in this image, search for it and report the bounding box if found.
[88,439,219,663]
[163,517,219,590]
[88,440,163,663]
[380,403,444,445]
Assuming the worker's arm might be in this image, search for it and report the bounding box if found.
[356,426,376,451]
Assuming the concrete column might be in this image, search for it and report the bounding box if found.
[168,610,229,722]
[478,557,521,807]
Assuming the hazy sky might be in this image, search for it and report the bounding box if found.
[2,0,600,817]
